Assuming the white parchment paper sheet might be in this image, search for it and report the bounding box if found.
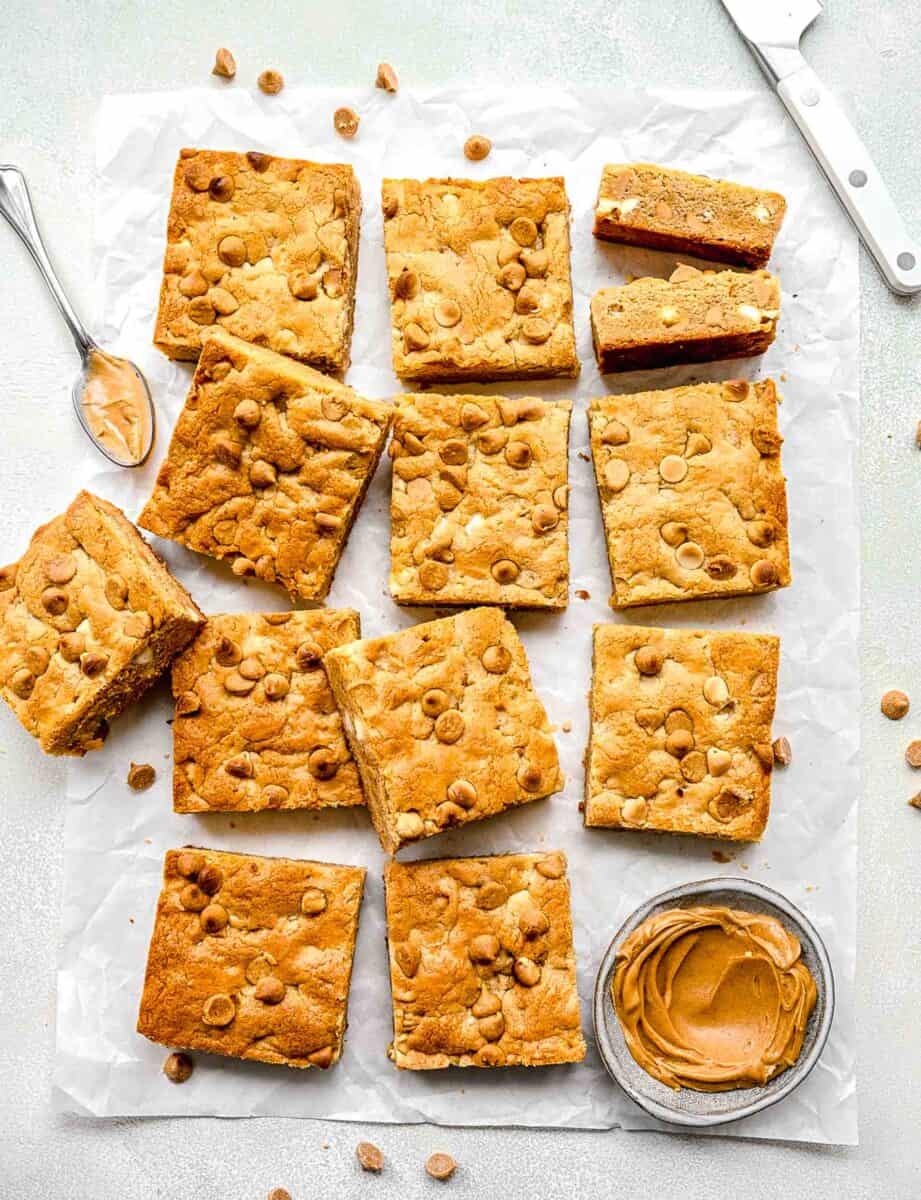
[52,87,858,1144]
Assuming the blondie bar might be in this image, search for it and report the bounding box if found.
[154,148,360,372]
[137,848,365,1068]
[593,163,786,268]
[384,852,585,1069]
[139,330,392,602]
[390,394,572,609]
[0,491,202,755]
[585,624,780,841]
[381,177,578,381]
[590,265,780,373]
[588,379,790,608]
[323,607,561,854]
[171,609,363,813]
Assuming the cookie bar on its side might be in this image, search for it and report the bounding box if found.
[323,607,561,854]
[0,490,203,755]
[381,176,578,382]
[585,624,780,841]
[593,163,786,268]
[171,609,363,813]
[137,848,365,1069]
[587,379,790,609]
[139,329,392,603]
[154,148,361,373]
[390,393,572,609]
[384,852,585,1069]
[590,265,780,373]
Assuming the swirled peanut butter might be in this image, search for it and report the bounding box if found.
[612,906,817,1091]
[80,350,152,465]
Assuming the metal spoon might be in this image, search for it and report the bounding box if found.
[0,164,155,467]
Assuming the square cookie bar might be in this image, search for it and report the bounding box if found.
[171,609,364,813]
[390,393,572,609]
[381,177,578,382]
[590,265,780,373]
[588,380,790,609]
[139,329,392,602]
[0,490,202,755]
[585,624,780,841]
[324,607,561,854]
[154,148,360,372]
[384,852,585,1069]
[593,163,786,268]
[137,848,365,1069]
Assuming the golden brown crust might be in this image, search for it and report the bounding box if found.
[389,394,571,609]
[585,624,779,841]
[171,609,364,813]
[587,379,790,609]
[0,490,203,755]
[323,607,562,854]
[137,848,365,1068]
[381,177,579,382]
[384,852,585,1069]
[593,163,786,268]
[139,329,392,602]
[154,148,360,372]
[590,265,780,373]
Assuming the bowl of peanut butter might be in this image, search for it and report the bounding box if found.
[593,877,834,1127]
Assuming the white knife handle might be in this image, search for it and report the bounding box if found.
[777,64,921,296]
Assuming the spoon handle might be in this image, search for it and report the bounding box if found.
[0,164,95,358]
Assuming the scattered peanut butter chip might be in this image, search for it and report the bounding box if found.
[575,589,590,600]
[356,1141,385,1172]
[915,420,921,450]
[267,1190,292,1200]
[464,134,492,161]
[127,762,156,791]
[375,62,398,92]
[772,736,792,767]
[163,1051,194,1083]
[334,106,360,138]
[212,48,236,79]
[258,69,284,95]
[425,1153,457,1181]
[881,689,910,720]
[711,850,733,864]
[909,793,921,810]
[907,740,921,768]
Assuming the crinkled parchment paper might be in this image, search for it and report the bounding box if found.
[52,87,858,1144]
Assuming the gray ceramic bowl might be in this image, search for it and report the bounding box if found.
[593,876,835,1128]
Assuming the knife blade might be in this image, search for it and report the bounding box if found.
[721,0,921,295]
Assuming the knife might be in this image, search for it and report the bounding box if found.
[720,0,921,295]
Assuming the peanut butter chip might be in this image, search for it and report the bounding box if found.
[703,675,730,707]
[517,762,543,792]
[224,671,255,696]
[505,440,532,469]
[238,656,266,681]
[212,48,236,78]
[881,689,910,720]
[254,975,285,1004]
[202,993,235,1026]
[513,957,541,987]
[635,645,663,676]
[267,1191,291,1200]
[177,851,204,879]
[434,299,462,327]
[676,541,704,570]
[357,1142,385,1172]
[750,559,778,587]
[296,641,323,670]
[665,728,694,758]
[81,651,109,677]
[747,520,775,548]
[469,933,500,963]
[510,217,538,246]
[262,785,288,808]
[708,786,753,823]
[532,503,559,533]
[460,402,487,430]
[234,398,261,428]
[604,458,630,493]
[57,632,83,662]
[706,555,737,581]
[180,883,208,912]
[500,262,527,290]
[218,235,246,267]
[263,673,289,701]
[198,864,223,895]
[772,737,793,767]
[660,521,687,547]
[375,61,398,92]
[752,427,783,456]
[404,322,430,352]
[521,316,551,344]
[419,560,449,591]
[308,747,339,780]
[258,69,284,95]
[209,176,234,203]
[200,903,228,934]
[396,811,424,841]
[393,268,419,301]
[659,454,687,483]
[906,740,921,768]
[47,555,76,584]
[481,644,511,674]
[225,752,254,778]
[300,887,327,916]
[707,747,732,776]
[127,762,156,791]
[289,272,318,301]
[426,1154,457,1182]
[601,419,629,446]
[464,134,492,161]
[446,779,477,808]
[491,558,520,585]
[725,379,750,401]
[476,881,508,909]
[163,1051,194,1083]
[435,709,465,744]
[621,796,648,824]
[41,586,68,615]
[334,107,360,138]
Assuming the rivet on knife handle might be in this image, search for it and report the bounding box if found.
[776,65,921,296]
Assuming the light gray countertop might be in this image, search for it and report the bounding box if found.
[1,1,919,1195]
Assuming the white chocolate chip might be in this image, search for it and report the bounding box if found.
[621,797,648,824]
[737,304,760,322]
[660,306,681,327]
[707,747,732,776]
[703,675,730,707]
[675,541,704,570]
[659,454,687,484]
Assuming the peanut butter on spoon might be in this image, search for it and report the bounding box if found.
[79,350,154,466]
[613,906,817,1092]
